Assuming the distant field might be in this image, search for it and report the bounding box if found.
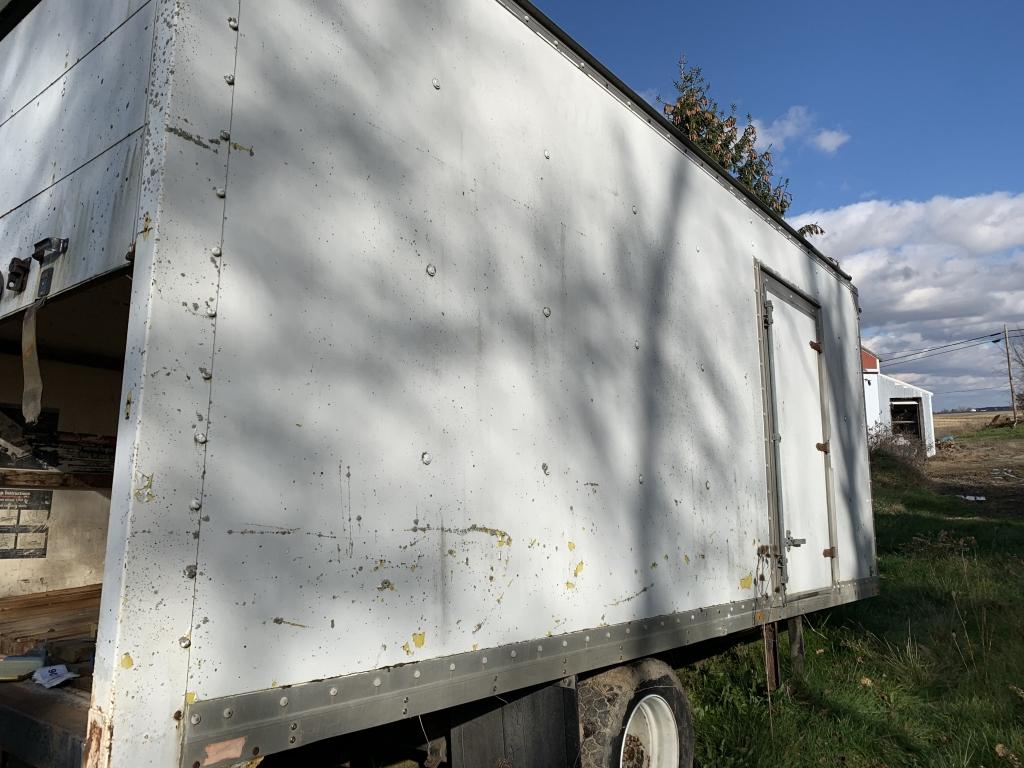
[934,409,1013,437]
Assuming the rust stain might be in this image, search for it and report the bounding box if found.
[754,610,765,623]
[409,523,511,547]
[165,124,216,152]
[140,211,152,240]
[83,711,111,768]
[605,584,652,607]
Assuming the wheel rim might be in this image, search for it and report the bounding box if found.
[619,693,679,768]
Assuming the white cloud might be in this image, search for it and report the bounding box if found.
[752,106,812,151]
[751,105,850,155]
[811,128,850,154]
[791,192,1024,408]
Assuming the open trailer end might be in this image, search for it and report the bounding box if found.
[0,0,876,766]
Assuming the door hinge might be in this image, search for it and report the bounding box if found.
[822,547,838,559]
[815,441,830,454]
[763,299,774,328]
[809,340,823,353]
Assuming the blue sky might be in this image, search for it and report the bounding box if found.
[534,0,1024,411]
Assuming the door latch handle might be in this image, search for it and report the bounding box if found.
[784,530,806,549]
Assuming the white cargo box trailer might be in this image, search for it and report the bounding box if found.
[0,0,877,766]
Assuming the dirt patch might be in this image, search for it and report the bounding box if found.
[924,433,1024,518]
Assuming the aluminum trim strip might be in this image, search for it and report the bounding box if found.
[181,577,878,767]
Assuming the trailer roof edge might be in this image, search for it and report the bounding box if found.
[501,0,853,284]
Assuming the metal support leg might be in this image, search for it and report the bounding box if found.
[788,615,806,677]
[763,622,781,693]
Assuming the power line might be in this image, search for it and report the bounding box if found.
[932,384,1008,395]
[883,337,1009,367]
[877,332,1001,361]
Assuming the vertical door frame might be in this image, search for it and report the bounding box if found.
[755,264,839,602]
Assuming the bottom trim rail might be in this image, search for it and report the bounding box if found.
[182,577,878,767]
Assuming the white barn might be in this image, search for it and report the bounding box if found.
[862,348,936,457]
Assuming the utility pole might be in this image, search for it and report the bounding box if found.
[1004,324,1018,425]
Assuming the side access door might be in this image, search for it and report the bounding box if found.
[760,272,837,598]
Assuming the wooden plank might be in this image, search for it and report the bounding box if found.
[450,704,506,768]
[0,469,112,489]
[0,584,101,654]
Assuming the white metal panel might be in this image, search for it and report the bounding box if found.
[175,0,872,703]
[0,0,149,121]
[0,0,153,320]
[765,290,833,595]
[876,373,936,456]
[88,1,243,766]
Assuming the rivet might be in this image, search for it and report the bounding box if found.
[189,499,202,511]
[219,130,230,141]
[215,188,226,198]
[211,246,222,257]
[481,656,488,664]
[195,432,207,445]
[372,677,381,687]
[179,636,191,648]
[537,645,543,652]
[224,74,235,85]
[190,713,201,725]
[638,474,644,484]
[279,696,289,707]
[626,627,631,634]
[543,149,550,159]
[632,205,638,214]
[426,263,437,277]
[402,707,408,715]
[227,17,238,30]
[542,306,551,318]
[634,339,640,350]
[289,722,298,731]
[288,735,296,744]
[222,708,233,719]
[449,663,456,671]
[432,78,441,90]
[510,650,517,658]
[421,452,432,466]
[329,686,338,696]
[561,640,568,647]
[585,635,590,642]
[413,670,421,678]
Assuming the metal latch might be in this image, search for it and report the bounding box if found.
[6,258,31,293]
[784,530,806,550]
[31,237,68,298]
[763,299,774,328]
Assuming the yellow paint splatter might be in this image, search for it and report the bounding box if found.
[472,643,479,651]
[412,631,426,648]
[574,561,584,577]
[739,573,754,590]
[120,653,133,669]
[565,581,576,590]
[185,691,197,704]
[401,642,412,656]
[683,554,690,565]
[567,540,576,551]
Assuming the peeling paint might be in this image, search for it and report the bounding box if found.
[565,581,575,590]
[119,653,133,669]
[132,472,155,502]
[573,561,584,577]
[401,641,412,656]
[739,573,754,590]
[412,631,426,648]
[185,691,197,704]
[567,540,576,551]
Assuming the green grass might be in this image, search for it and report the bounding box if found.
[679,453,1024,768]
[954,425,1024,442]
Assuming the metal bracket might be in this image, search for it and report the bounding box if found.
[809,340,822,353]
[763,299,774,328]
[784,530,806,550]
[31,237,69,264]
[6,258,31,293]
[815,441,830,454]
[822,546,837,559]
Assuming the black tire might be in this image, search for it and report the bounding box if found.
[577,658,694,768]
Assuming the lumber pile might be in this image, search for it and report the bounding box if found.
[0,584,101,655]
